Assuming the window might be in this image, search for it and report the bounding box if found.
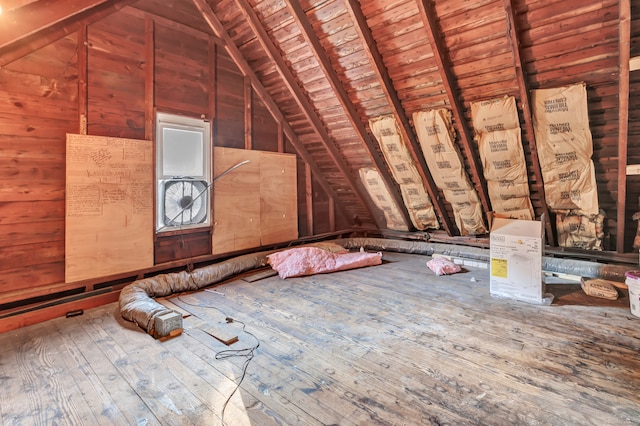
[156,112,211,232]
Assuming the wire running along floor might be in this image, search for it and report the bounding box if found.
[0,251,639,425]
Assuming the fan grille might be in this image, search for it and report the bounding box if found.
[163,180,208,227]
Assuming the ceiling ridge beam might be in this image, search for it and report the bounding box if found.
[502,0,555,246]
[343,0,455,235]
[192,0,357,225]
[416,0,492,218]
[281,0,415,230]
[0,0,137,67]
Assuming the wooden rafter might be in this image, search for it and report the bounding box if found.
[343,0,455,235]
[618,0,631,253]
[280,0,415,231]
[0,0,137,66]
[502,0,555,246]
[415,0,492,216]
[0,0,111,50]
[233,0,381,228]
[192,0,355,225]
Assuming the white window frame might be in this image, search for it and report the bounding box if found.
[156,112,211,232]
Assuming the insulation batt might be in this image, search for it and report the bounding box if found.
[426,257,462,275]
[267,247,383,279]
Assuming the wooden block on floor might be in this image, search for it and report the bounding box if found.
[242,267,279,283]
[157,298,192,318]
[158,329,182,342]
[201,323,239,345]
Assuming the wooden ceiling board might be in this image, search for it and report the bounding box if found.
[131,0,214,34]
[369,13,423,45]
[365,1,418,29]
[438,1,506,35]
[434,0,497,18]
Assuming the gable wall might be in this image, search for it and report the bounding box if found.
[0,6,336,311]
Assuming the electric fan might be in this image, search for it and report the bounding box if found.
[162,179,208,227]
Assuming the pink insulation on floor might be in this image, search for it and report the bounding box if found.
[267,247,383,279]
[426,257,462,275]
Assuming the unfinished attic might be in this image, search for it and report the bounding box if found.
[1,0,640,423]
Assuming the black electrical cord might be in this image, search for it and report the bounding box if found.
[176,294,260,426]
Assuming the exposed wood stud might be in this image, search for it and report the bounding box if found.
[208,38,217,137]
[282,0,413,231]
[244,76,252,150]
[416,0,492,216]
[144,17,155,141]
[192,0,353,224]
[502,0,555,246]
[235,0,377,226]
[329,196,336,232]
[343,0,453,235]
[77,24,88,135]
[305,163,314,236]
[277,123,284,153]
[618,0,631,253]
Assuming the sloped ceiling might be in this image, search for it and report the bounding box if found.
[197,0,624,245]
[0,0,631,247]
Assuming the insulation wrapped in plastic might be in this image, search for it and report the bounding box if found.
[470,96,534,220]
[532,82,599,216]
[369,115,439,230]
[556,210,605,250]
[359,167,410,231]
[413,109,488,235]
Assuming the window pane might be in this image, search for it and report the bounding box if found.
[162,128,204,177]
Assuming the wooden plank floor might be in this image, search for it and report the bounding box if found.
[1,251,640,425]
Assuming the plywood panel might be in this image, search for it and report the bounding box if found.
[65,134,153,282]
[260,151,298,245]
[211,147,261,254]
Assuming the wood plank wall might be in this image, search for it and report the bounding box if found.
[0,2,336,310]
[0,35,76,309]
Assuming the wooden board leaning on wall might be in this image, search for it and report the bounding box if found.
[65,134,154,283]
[212,147,297,254]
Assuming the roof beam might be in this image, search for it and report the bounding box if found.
[343,0,454,235]
[0,0,137,67]
[282,0,411,230]
[192,0,355,225]
[0,0,110,50]
[617,0,631,253]
[285,0,411,230]
[235,0,401,229]
[502,0,555,246]
[415,0,492,217]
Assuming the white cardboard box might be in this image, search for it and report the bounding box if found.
[490,217,544,303]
